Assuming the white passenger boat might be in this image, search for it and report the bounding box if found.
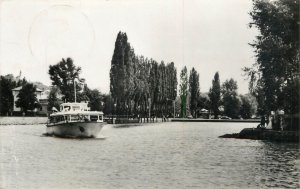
[46,102,105,138]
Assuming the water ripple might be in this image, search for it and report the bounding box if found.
[0,122,299,189]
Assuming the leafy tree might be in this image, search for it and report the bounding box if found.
[209,72,221,118]
[47,86,61,111]
[48,58,84,102]
[102,93,114,115]
[189,68,200,118]
[198,92,211,111]
[0,76,15,115]
[221,78,240,118]
[16,83,39,114]
[0,74,28,115]
[85,87,104,111]
[239,95,252,119]
[244,0,299,115]
[179,66,188,118]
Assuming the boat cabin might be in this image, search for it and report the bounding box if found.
[60,102,90,112]
[49,103,104,124]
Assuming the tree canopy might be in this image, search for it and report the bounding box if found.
[239,94,255,119]
[84,87,104,111]
[0,76,15,115]
[0,74,27,115]
[209,72,221,118]
[189,67,200,117]
[110,32,177,117]
[16,83,39,113]
[48,58,84,102]
[221,78,240,118]
[179,66,188,118]
[47,86,61,111]
[244,0,299,115]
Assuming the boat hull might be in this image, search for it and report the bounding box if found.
[46,122,105,138]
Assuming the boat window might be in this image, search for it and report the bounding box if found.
[90,115,98,121]
[82,115,89,121]
[49,116,64,123]
[72,106,80,111]
[64,106,71,111]
[57,116,64,122]
[71,115,80,121]
[50,117,55,123]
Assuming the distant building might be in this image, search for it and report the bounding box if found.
[39,89,50,115]
[12,86,64,116]
[12,86,47,115]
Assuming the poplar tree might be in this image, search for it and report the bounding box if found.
[180,66,188,118]
[209,72,221,119]
[110,32,128,113]
[189,67,200,118]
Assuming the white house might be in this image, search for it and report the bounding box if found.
[12,86,43,113]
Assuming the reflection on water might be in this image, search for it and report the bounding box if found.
[255,142,299,188]
[0,122,299,189]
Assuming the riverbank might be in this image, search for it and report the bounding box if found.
[0,116,47,125]
[219,128,299,142]
[0,116,261,125]
[171,118,260,123]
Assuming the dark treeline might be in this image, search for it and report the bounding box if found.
[110,32,177,118]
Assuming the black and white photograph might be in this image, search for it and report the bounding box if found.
[0,0,299,188]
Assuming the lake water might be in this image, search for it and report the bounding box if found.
[0,122,299,189]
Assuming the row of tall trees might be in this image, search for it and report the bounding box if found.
[179,66,200,118]
[244,0,299,115]
[110,32,177,117]
[178,68,255,119]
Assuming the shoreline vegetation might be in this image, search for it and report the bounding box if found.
[219,128,299,143]
[0,1,298,142]
[0,116,260,125]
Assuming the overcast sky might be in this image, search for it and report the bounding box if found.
[0,0,258,94]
